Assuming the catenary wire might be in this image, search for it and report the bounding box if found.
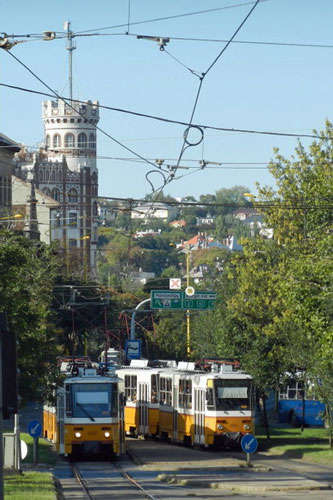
[0,82,322,140]
[3,52,159,171]
[73,1,267,35]
[171,0,261,184]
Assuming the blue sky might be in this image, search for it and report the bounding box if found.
[1,0,333,200]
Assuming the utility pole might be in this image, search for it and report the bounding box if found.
[186,251,191,357]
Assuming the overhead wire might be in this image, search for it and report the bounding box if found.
[0,82,323,140]
[165,0,262,187]
[73,1,267,35]
[3,51,159,171]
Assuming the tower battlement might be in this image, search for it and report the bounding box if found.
[42,99,99,121]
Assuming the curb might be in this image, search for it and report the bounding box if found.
[158,474,332,493]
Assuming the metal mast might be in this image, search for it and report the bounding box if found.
[64,21,76,102]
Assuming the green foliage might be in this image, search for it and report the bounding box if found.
[0,232,61,403]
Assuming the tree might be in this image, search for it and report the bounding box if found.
[0,231,61,404]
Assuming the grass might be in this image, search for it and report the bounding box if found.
[3,434,58,499]
[20,433,57,465]
[4,472,56,500]
[256,425,333,465]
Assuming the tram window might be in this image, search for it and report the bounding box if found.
[125,375,137,402]
[214,379,251,411]
[160,377,172,406]
[179,379,192,409]
[151,374,159,403]
[65,385,72,417]
[70,383,114,418]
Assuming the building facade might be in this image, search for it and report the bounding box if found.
[0,133,20,217]
[14,98,100,277]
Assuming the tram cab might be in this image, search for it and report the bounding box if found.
[43,357,125,457]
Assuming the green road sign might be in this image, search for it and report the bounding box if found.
[183,292,217,310]
[151,290,183,309]
[151,290,216,310]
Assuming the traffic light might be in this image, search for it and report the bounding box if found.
[0,312,18,419]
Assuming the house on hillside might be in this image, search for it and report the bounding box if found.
[169,219,186,228]
[130,202,178,223]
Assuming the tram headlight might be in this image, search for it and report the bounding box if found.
[75,432,82,439]
[104,431,110,438]
[243,424,250,431]
[217,424,224,431]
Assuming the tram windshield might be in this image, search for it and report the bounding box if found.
[66,383,117,419]
[213,379,251,411]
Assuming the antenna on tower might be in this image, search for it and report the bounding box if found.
[64,21,76,103]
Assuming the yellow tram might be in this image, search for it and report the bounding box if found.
[117,359,254,448]
[43,357,125,457]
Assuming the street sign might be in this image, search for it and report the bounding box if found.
[28,420,42,439]
[183,292,217,310]
[125,339,141,360]
[151,290,216,310]
[169,278,181,290]
[241,434,258,454]
[151,290,183,309]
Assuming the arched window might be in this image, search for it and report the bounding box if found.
[43,187,51,196]
[65,133,75,148]
[58,170,62,182]
[52,188,60,201]
[45,170,50,181]
[46,135,51,148]
[39,170,44,181]
[89,133,96,148]
[78,133,87,148]
[53,134,61,148]
[68,188,78,203]
[51,170,56,181]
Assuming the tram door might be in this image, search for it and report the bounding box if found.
[57,392,65,454]
[194,388,205,445]
[138,382,149,435]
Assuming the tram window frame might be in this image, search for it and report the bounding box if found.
[151,374,159,403]
[179,379,192,409]
[65,385,72,417]
[160,377,172,406]
[125,375,137,402]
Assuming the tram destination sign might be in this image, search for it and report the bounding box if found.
[151,290,216,310]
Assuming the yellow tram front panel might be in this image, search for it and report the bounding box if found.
[64,423,121,454]
[204,416,254,445]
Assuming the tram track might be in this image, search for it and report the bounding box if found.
[70,460,160,500]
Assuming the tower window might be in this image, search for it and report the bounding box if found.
[65,133,75,148]
[89,133,96,148]
[46,135,51,148]
[53,134,61,148]
[78,133,87,148]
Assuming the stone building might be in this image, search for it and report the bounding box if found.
[0,133,20,217]
[14,98,100,277]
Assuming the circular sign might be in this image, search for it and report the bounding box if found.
[241,434,258,454]
[185,286,195,297]
[21,440,28,460]
[28,419,42,438]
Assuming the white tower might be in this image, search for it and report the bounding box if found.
[39,98,100,278]
[42,99,99,172]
